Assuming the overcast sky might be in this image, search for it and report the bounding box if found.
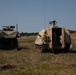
[0,0,76,32]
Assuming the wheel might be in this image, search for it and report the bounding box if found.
[68,44,72,52]
[65,44,72,53]
[42,44,48,52]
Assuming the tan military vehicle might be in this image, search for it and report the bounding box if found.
[0,24,20,49]
[35,20,72,52]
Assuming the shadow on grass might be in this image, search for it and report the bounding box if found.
[0,64,16,71]
[0,47,29,51]
[42,49,76,54]
[53,49,76,54]
[17,47,29,51]
[71,50,76,53]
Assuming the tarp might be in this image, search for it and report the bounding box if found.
[0,31,17,38]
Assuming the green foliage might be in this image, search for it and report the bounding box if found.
[20,32,38,36]
[69,30,76,33]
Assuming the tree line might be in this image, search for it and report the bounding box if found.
[20,30,76,36]
[20,32,38,36]
[69,30,76,33]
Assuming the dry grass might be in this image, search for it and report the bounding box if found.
[17,36,36,49]
[0,34,76,75]
[71,33,76,49]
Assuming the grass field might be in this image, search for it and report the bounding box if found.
[0,34,76,75]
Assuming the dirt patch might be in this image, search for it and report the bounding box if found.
[0,64,16,71]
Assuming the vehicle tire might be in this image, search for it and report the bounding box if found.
[42,44,48,52]
[65,44,72,53]
[68,44,72,53]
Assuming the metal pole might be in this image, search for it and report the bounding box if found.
[16,24,18,32]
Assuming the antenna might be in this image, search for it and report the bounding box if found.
[49,20,57,26]
[16,24,18,32]
[44,0,46,28]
